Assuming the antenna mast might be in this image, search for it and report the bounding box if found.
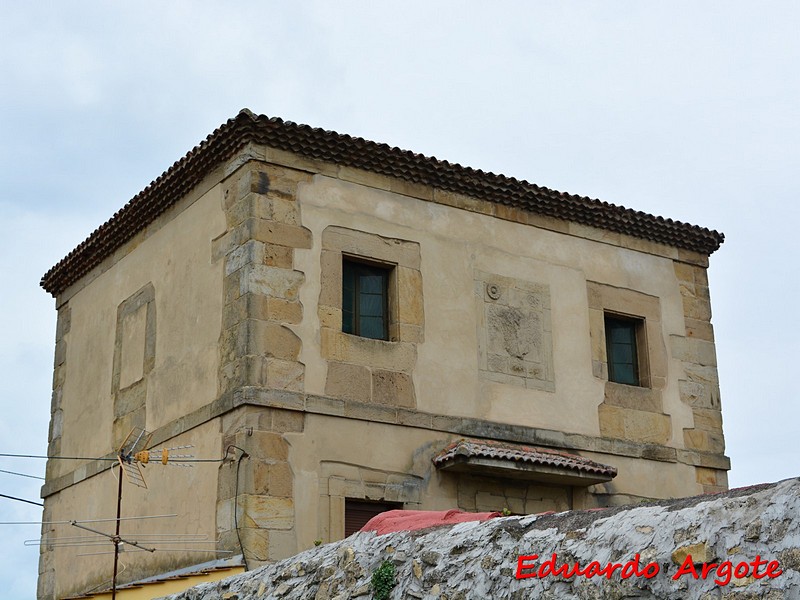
[108,427,196,598]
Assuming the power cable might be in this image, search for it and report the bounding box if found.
[227,445,250,571]
[235,452,248,571]
[0,468,45,480]
[0,452,224,463]
[0,453,117,461]
[0,493,44,507]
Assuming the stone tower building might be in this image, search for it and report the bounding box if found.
[38,110,727,598]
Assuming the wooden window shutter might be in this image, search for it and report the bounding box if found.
[344,499,402,537]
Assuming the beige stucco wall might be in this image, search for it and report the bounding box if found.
[293,175,693,444]
[46,421,222,598]
[55,184,226,477]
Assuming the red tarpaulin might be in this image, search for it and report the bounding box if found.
[360,509,502,535]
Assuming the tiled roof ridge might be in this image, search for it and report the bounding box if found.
[433,438,618,478]
[41,109,724,296]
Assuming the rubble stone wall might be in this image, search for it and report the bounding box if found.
[164,478,800,600]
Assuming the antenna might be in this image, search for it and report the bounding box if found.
[10,427,224,598]
[116,427,196,488]
[108,428,197,598]
[3,437,233,597]
[116,427,150,487]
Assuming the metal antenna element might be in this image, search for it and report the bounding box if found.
[70,520,158,554]
[26,532,211,547]
[117,427,153,489]
[134,445,195,467]
[117,428,197,488]
[1,514,177,526]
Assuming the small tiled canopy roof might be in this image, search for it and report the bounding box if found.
[41,109,724,296]
[433,438,617,486]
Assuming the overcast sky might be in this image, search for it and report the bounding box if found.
[1,2,798,596]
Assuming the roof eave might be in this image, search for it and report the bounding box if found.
[41,110,724,297]
[436,455,616,487]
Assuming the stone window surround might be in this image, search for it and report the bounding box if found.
[588,281,672,445]
[323,468,422,542]
[587,281,667,396]
[318,225,424,368]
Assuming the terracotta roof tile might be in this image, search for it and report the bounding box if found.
[41,109,724,295]
[432,438,618,479]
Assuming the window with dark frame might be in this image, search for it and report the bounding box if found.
[604,314,641,386]
[342,258,390,340]
[344,499,402,537]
